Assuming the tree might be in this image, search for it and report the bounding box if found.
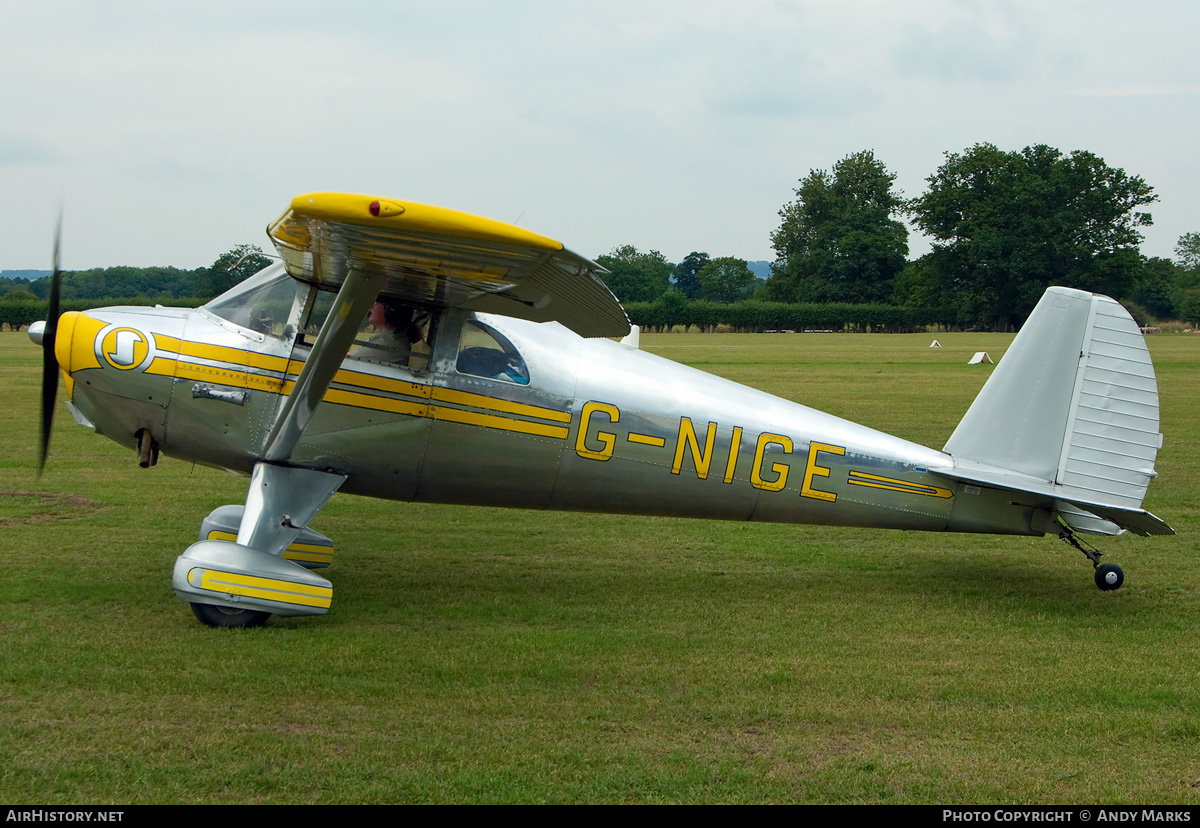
[1175,232,1200,270]
[1131,256,1180,320]
[1180,288,1200,327]
[1167,232,1200,321]
[196,244,274,298]
[57,265,196,300]
[673,251,710,300]
[909,143,1157,330]
[3,286,38,301]
[765,150,908,304]
[594,245,673,303]
[696,256,756,303]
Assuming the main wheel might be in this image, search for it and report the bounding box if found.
[190,602,270,628]
[1094,563,1124,591]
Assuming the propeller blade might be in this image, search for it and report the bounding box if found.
[38,213,62,475]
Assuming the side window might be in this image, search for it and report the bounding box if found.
[348,305,433,369]
[300,289,337,342]
[298,290,434,371]
[456,321,529,385]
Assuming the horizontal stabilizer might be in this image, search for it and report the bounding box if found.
[932,460,1174,536]
[1082,504,1174,537]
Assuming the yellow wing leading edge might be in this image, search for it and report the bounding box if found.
[268,192,629,338]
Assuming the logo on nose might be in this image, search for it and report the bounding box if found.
[100,327,150,370]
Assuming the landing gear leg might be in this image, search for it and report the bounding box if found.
[1056,517,1124,591]
[174,463,346,627]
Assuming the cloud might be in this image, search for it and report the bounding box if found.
[892,5,1038,83]
[0,133,65,165]
[1073,83,1200,99]
[712,85,869,120]
[1,1,1197,267]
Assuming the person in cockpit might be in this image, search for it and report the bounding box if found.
[352,298,424,365]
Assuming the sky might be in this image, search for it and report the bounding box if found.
[2,0,1197,272]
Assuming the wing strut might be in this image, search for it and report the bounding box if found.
[261,267,386,463]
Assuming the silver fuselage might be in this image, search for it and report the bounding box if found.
[57,283,1040,539]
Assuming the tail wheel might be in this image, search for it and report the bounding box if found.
[1058,518,1124,592]
[190,602,270,628]
[1094,563,1124,591]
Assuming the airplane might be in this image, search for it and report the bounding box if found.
[28,192,1173,628]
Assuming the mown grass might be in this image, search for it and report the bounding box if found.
[1,330,1198,804]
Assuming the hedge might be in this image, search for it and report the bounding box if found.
[3,295,956,335]
[624,299,956,333]
[0,297,206,331]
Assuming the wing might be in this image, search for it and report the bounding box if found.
[267,192,629,338]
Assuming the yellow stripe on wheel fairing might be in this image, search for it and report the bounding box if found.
[195,568,332,609]
[204,531,334,564]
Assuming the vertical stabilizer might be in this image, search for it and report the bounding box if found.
[944,287,1162,512]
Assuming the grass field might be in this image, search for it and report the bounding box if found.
[1,329,1198,804]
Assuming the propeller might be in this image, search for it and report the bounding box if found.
[38,213,63,475]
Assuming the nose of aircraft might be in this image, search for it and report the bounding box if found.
[50,311,83,373]
[28,311,86,370]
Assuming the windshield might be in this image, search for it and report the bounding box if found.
[203,263,300,338]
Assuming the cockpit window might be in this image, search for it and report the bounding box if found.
[298,292,434,371]
[301,289,337,341]
[456,320,529,385]
[203,264,299,338]
[347,305,433,369]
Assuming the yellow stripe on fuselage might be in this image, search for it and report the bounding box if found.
[429,405,570,439]
[325,368,432,398]
[154,334,292,375]
[430,386,570,423]
[172,360,286,392]
[323,387,429,418]
[151,334,571,440]
[847,470,954,499]
[152,333,183,353]
[154,333,285,372]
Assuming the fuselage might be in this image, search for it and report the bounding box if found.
[51,266,1042,538]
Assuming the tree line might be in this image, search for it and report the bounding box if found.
[1,245,272,303]
[598,144,1200,331]
[6,145,1200,332]
[624,295,948,334]
[0,245,274,331]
